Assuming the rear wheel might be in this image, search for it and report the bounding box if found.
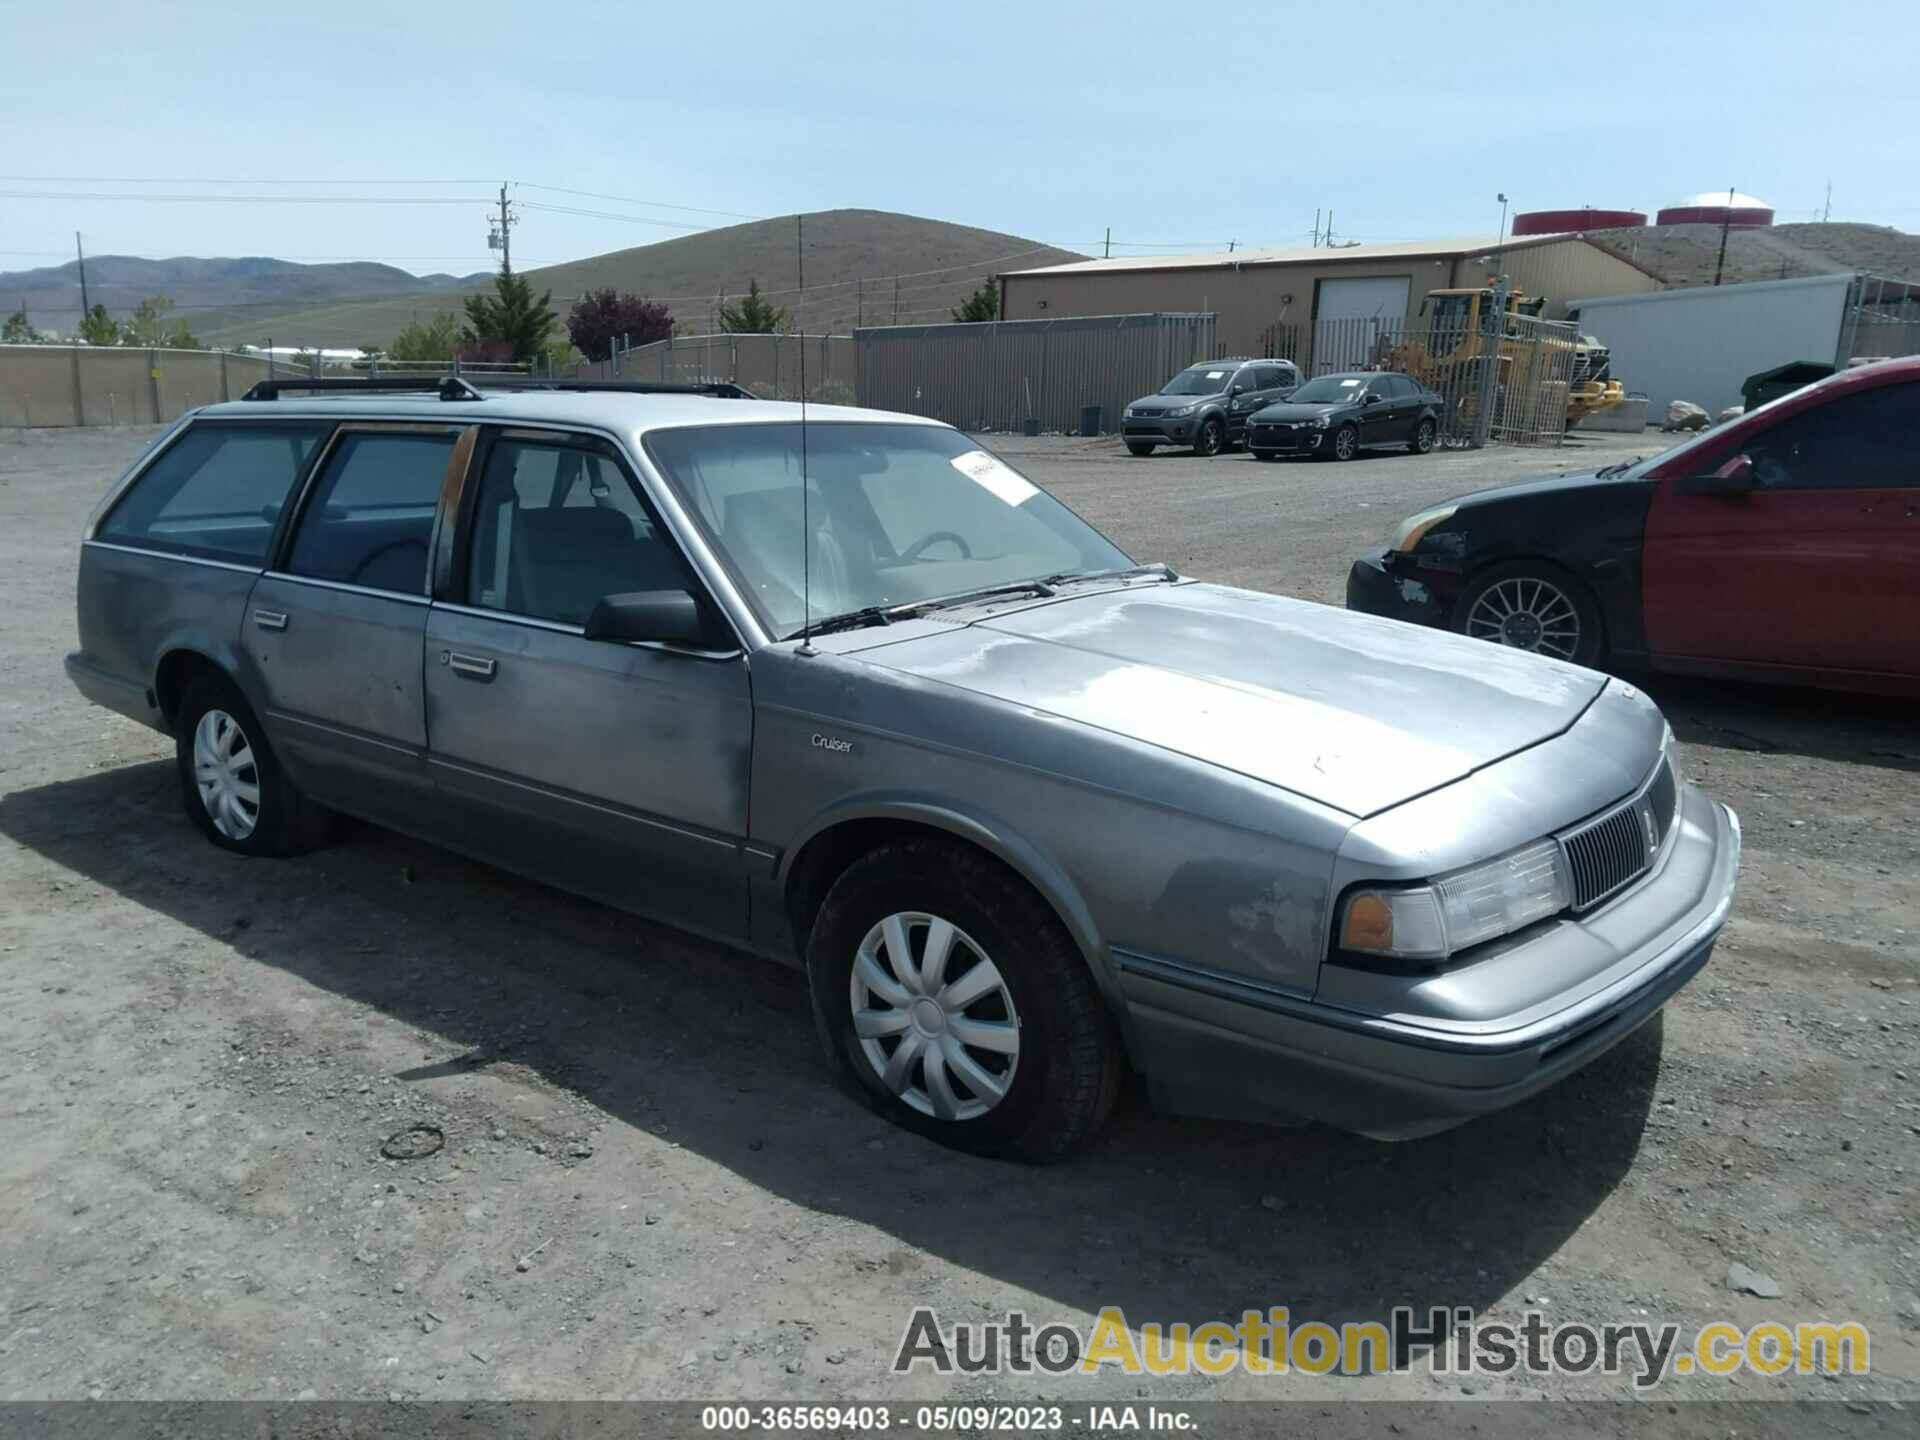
[806,838,1123,1161]
[1192,417,1224,457]
[1409,417,1437,454]
[173,674,328,856]
[1456,562,1604,667]
[1125,441,1156,457]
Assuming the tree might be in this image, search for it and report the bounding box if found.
[77,304,119,346]
[950,281,999,323]
[717,279,790,335]
[461,265,556,362]
[386,311,461,362]
[118,295,201,349]
[3,306,39,343]
[538,338,582,377]
[566,288,673,362]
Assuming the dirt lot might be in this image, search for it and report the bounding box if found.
[0,424,1915,1416]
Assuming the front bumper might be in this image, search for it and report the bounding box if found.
[1245,421,1326,453]
[1345,546,1451,628]
[1122,415,1198,443]
[1121,785,1740,1139]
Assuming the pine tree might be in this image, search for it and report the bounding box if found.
[461,266,557,362]
[717,279,790,334]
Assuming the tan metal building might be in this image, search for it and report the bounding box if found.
[998,233,1663,361]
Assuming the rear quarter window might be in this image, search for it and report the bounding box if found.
[97,421,331,564]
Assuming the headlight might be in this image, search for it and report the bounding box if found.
[1164,403,1197,417]
[1306,414,1332,429]
[1339,838,1571,964]
[1389,503,1457,554]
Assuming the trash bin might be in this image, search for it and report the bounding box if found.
[1021,416,1041,436]
[1741,361,1833,414]
[1079,404,1103,437]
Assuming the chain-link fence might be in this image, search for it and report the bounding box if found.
[586,333,855,402]
[1306,303,1584,448]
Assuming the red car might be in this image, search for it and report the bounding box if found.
[1347,355,1919,696]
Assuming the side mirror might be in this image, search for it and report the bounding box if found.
[1676,454,1756,496]
[583,589,720,647]
[1361,392,1382,406]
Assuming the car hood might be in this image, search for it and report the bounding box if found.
[852,581,1609,817]
[1250,401,1348,423]
[1129,393,1221,412]
[1447,466,1647,507]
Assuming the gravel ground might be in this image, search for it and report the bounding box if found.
[0,424,1915,1417]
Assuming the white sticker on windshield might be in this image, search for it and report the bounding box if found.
[1205,370,1227,380]
[952,449,1039,506]
[1340,378,1362,387]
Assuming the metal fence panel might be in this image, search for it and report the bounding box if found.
[852,313,1217,434]
[587,333,857,402]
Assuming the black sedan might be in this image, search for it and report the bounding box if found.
[1245,371,1442,462]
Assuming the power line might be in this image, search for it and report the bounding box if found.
[517,183,763,222]
[0,189,488,205]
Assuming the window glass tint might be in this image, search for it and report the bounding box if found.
[1386,375,1414,399]
[467,435,689,626]
[646,422,1130,639]
[1253,366,1285,390]
[285,430,456,593]
[1745,385,1918,490]
[98,422,329,563]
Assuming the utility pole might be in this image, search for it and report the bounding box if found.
[1822,179,1831,223]
[1312,210,1320,248]
[488,183,516,270]
[1103,227,1111,259]
[892,277,900,325]
[1712,186,1735,286]
[75,232,91,316]
[856,277,864,328]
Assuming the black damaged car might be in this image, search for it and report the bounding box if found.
[1245,371,1442,462]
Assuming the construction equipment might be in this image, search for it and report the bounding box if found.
[1382,287,1626,430]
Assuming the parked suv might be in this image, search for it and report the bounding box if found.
[68,377,1738,1159]
[1122,358,1300,457]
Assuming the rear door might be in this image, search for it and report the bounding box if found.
[422,426,754,942]
[1641,380,1918,675]
[244,422,469,820]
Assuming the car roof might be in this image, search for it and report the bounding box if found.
[189,387,947,436]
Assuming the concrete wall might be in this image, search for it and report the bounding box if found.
[1569,273,1854,419]
[1000,238,1661,361]
[0,345,277,427]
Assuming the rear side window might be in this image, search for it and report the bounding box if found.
[98,421,329,564]
[1745,384,1919,490]
[284,429,458,594]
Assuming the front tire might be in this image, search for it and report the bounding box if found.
[1455,562,1605,667]
[174,674,328,856]
[806,838,1123,1162]
[1192,417,1224,457]
[1125,441,1156,457]
[1324,424,1359,461]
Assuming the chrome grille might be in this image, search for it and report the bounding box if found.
[1560,756,1677,912]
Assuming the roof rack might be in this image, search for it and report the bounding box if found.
[241,376,755,402]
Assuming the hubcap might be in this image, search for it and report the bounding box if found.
[1336,429,1355,458]
[1417,423,1435,451]
[192,708,261,840]
[849,912,1020,1122]
[1466,577,1581,661]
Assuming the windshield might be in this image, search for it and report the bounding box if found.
[645,422,1132,639]
[1290,375,1370,404]
[1159,366,1235,396]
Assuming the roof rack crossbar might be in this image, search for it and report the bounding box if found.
[242,376,483,402]
[475,379,755,398]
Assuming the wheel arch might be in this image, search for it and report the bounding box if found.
[152,644,247,731]
[1455,553,1612,660]
[778,798,1119,1015]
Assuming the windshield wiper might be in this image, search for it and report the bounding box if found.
[1595,456,1643,478]
[798,605,897,638]
[1043,562,1180,587]
[792,579,1062,640]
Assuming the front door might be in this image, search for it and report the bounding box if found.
[1641,380,1918,676]
[1356,378,1400,448]
[422,426,753,942]
[244,423,468,821]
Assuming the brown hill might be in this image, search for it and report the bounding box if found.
[1582,221,1920,288]
[176,210,1081,350]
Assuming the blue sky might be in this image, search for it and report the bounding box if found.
[3,0,1913,275]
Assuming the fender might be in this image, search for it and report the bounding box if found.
[775,790,1134,1034]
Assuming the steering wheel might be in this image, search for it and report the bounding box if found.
[900,530,972,562]
[347,538,428,589]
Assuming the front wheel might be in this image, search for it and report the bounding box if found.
[1192,417,1224,457]
[1409,417,1437,454]
[806,838,1123,1161]
[174,674,328,856]
[1323,424,1358,461]
[1125,441,1156,457]
[1456,563,1604,667]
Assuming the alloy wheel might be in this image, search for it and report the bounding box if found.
[849,911,1021,1121]
[192,708,261,840]
[1333,427,1357,460]
[1465,577,1582,661]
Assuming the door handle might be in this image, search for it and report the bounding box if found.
[252,609,288,631]
[445,651,497,680]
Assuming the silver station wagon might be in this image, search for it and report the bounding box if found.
[67,378,1741,1160]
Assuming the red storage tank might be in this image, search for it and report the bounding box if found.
[1655,192,1774,227]
[1510,207,1647,236]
